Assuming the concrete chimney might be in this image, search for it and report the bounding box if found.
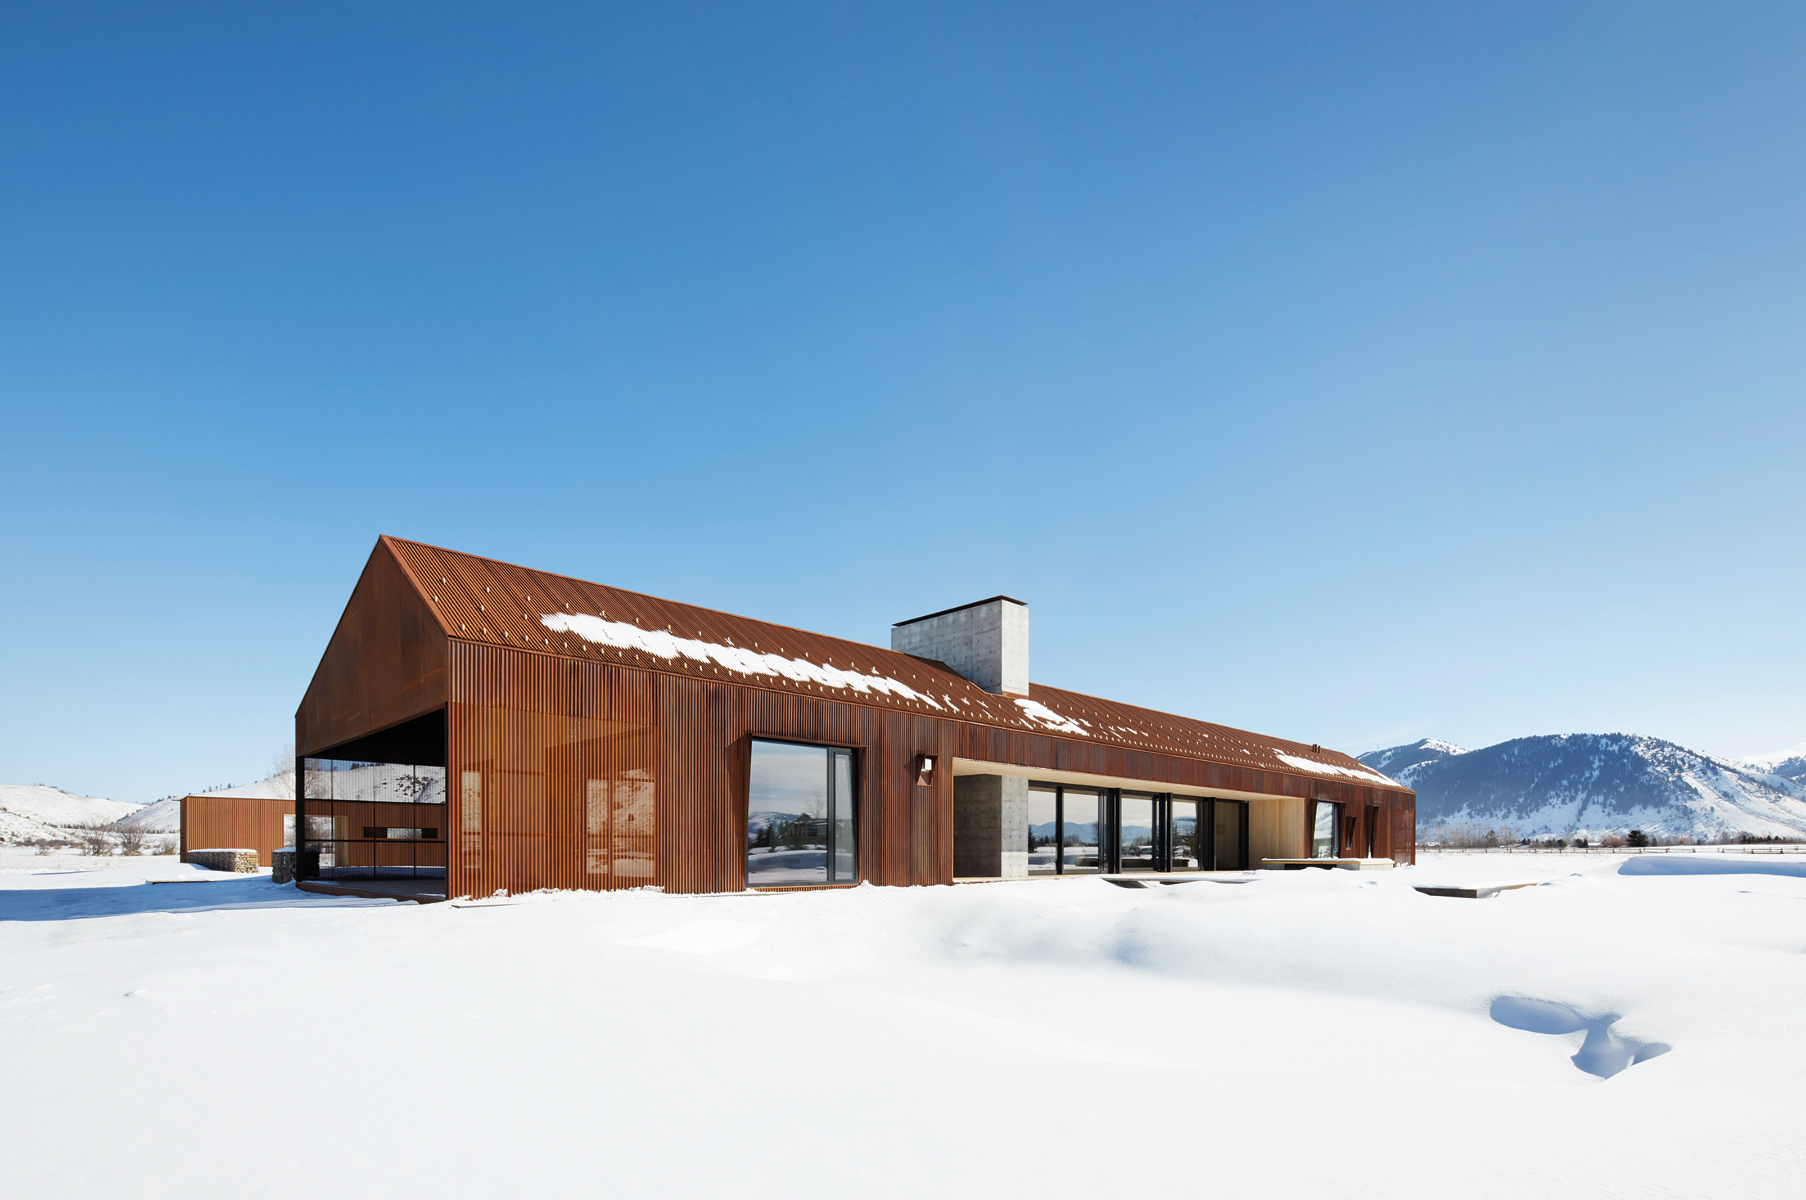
[891,596,1028,695]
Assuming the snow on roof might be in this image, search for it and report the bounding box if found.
[380,537,1410,794]
[1013,698,1087,736]
[1273,752,1400,787]
[541,612,946,710]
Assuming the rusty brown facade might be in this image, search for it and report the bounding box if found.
[180,794,292,866]
[293,537,1415,898]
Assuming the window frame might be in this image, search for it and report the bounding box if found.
[1309,799,1342,859]
[1027,782,1105,875]
[743,737,860,889]
[1211,798,1249,871]
[1166,796,1204,872]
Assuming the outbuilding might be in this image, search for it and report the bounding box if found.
[293,537,1415,900]
[180,789,293,868]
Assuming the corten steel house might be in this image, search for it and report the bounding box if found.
[293,537,1415,900]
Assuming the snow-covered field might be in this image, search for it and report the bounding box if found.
[3,851,1801,1199]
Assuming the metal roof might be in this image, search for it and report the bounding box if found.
[381,536,1403,791]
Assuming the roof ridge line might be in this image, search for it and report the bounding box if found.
[384,534,902,658]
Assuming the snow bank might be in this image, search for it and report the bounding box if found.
[1618,855,1806,879]
[1,857,1800,1199]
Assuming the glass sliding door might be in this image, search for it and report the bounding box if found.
[1028,785,1059,875]
[746,739,857,887]
[1119,794,1157,871]
[1169,799,1201,870]
[1026,785,1103,874]
[1061,789,1101,873]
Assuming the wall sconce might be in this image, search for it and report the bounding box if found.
[915,754,937,787]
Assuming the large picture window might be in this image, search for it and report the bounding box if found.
[745,740,857,887]
[1106,793,1246,872]
[1028,785,1103,875]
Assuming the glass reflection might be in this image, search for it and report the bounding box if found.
[1061,789,1101,873]
[745,740,856,887]
[1170,800,1200,870]
[1311,801,1338,858]
[301,757,447,884]
[1028,786,1059,874]
[747,741,829,885]
[1120,794,1156,871]
[831,749,855,882]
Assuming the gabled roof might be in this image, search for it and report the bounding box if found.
[380,536,1403,791]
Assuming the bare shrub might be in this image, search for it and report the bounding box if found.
[154,835,178,856]
[1600,835,1626,848]
[117,825,146,856]
[75,825,116,855]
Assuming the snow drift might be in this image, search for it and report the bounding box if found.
[1,850,1801,1199]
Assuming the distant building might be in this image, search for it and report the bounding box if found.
[180,792,292,866]
[292,537,1415,898]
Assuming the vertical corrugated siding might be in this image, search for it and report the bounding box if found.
[658,675,735,895]
[438,636,1411,896]
[297,542,447,758]
[448,641,662,898]
[180,796,292,865]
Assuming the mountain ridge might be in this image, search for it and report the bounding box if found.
[1357,734,1806,840]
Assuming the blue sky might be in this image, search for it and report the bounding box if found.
[3,2,1802,802]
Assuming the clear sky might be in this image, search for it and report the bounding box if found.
[3,2,1802,803]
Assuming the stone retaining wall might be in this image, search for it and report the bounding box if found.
[185,848,259,874]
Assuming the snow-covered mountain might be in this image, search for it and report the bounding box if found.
[0,773,303,843]
[113,800,182,833]
[0,784,143,843]
[1357,734,1806,840]
[0,784,141,827]
[113,772,298,834]
[1742,752,1806,786]
[1355,739,1467,785]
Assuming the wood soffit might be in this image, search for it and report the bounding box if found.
[376,536,1410,795]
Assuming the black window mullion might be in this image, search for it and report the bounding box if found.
[1158,797,1169,871]
[1098,787,1112,871]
